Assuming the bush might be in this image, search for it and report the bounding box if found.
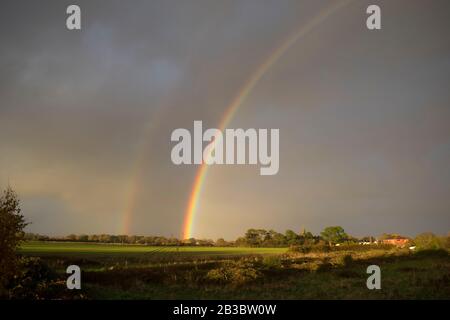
[333,243,393,252]
[414,233,446,251]
[288,244,331,254]
[337,254,354,267]
[262,255,282,269]
[206,260,261,285]
[6,257,56,299]
[288,245,307,253]
[5,257,86,300]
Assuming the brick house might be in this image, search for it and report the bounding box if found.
[381,238,410,247]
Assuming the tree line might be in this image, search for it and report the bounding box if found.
[22,226,344,247]
[22,226,402,247]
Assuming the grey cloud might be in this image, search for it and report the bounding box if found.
[0,0,449,239]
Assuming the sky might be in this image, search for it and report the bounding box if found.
[0,0,449,240]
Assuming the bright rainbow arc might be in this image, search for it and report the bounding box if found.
[182,0,353,239]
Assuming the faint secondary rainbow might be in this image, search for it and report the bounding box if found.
[121,98,170,235]
[182,0,353,239]
[122,146,146,235]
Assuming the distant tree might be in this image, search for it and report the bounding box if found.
[360,236,375,243]
[77,234,89,242]
[234,237,247,247]
[285,230,298,245]
[0,187,28,293]
[99,234,111,243]
[346,235,359,244]
[320,226,348,245]
[414,232,445,250]
[244,229,265,246]
[196,239,214,246]
[182,238,196,246]
[88,234,98,242]
[66,234,77,241]
[244,229,257,246]
[215,238,229,247]
[166,237,179,246]
[24,233,40,241]
[116,235,127,244]
[299,229,315,245]
[259,230,284,247]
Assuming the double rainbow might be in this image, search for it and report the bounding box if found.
[122,0,353,238]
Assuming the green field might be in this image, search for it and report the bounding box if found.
[17,241,450,299]
[19,241,286,269]
[20,241,286,255]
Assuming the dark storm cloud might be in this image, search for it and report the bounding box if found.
[0,0,449,238]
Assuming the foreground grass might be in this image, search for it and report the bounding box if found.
[19,241,450,299]
[83,250,450,299]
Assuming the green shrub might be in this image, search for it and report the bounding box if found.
[414,233,446,251]
[206,260,261,285]
[337,254,354,267]
[262,256,282,269]
[288,245,311,254]
[6,257,56,299]
[333,243,393,252]
[7,257,87,300]
[288,244,332,253]
[312,244,331,253]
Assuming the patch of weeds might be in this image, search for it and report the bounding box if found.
[262,256,283,269]
[205,259,261,285]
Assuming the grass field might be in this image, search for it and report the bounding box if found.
[19,241,286,269]
[20,241,286,255]
[18,241,450,299]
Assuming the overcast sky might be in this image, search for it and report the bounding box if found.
[1,0,449,239]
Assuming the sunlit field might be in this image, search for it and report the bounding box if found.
[19,242,286,265]
[20,241,286,255]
